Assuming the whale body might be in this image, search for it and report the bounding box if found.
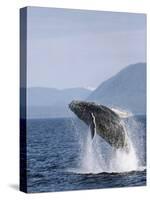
[69,100,129,150]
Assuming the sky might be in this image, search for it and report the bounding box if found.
[26,7,146,90]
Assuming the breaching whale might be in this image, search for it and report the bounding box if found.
[69,100,129,150]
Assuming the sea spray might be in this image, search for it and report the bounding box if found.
[79,124,139,173]
[79,113,106,173]
[125,116,146,166]
[108,119,139,172]
[80,128,105,173]
[109,139,138,172]
[68,117,105,173]
[69,113,143,174]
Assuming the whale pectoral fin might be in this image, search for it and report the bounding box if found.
[90,117,96,139]
[90,124,95,139]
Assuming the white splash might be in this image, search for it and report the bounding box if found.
[109,139,138,172]
[79,128,105,174]
[69,112,144,174]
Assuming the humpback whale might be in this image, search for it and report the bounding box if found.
[69,100,129,150]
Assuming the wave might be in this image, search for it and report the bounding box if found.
[66,166,146,175]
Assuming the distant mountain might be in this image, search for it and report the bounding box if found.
[27,87,91,118]
[88,63,146,114]
[25,63,146,118]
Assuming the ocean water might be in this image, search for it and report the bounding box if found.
[26,115,146,193]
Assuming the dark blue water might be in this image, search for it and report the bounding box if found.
[27,115,146,193]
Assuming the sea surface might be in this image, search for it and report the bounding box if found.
[26,115,146,193]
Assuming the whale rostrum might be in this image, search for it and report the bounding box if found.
[69,100,129,150]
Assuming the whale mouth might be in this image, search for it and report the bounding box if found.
[69,100,76,111]
[69,100,83,114]
[69,100,92,124]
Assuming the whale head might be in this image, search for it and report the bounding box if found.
[69,100,98,125]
